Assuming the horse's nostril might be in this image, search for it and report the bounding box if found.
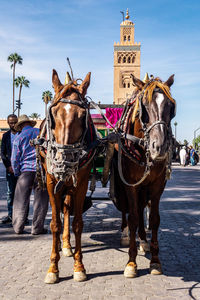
[152,142,161,153]
[156,146,160,152]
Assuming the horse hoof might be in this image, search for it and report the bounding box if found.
[62,247,73,257]
[120,237,130,247]
[139,240,150,252]
[150,263,162,275]
[124,262,137,278]
[74,270,87,282]
[44,272,59,284]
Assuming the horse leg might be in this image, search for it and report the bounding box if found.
[120,212,129,247]
[124,189,138,278]
[44,176,62,284]
[72,213,86,281]
[62,194,73,257]
[145,201,151,230]
[138,195,150,253]
[149,199,162,275]
[72,175,90,282]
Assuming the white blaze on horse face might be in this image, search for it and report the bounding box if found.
[155,93,165,132]
[155,93,164,113]
[64,103,71,115]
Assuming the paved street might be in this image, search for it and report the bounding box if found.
[0,162,200,300]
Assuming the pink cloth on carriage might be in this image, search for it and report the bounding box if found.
[105,108,124,128]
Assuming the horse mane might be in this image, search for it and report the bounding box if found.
[143,78,175,103]
[52,81,80,104]
[131,79,175,124]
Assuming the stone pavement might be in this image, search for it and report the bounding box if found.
[0,162,200,300]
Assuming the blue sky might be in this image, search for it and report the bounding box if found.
[0,0,200,143]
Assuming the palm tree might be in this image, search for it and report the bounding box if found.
[29,113,41,120]
[42,90,53,116]
[7,53,23,113]
[14,76,30,117]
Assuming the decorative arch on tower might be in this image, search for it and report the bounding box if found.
[117,52,136,64]
[119,71,134,89]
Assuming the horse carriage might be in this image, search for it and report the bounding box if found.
[32,66,176,283]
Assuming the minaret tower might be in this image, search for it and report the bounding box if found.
[113,9,141,105]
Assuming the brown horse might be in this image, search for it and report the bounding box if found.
[111,74,176,277]
[36,69,97,283]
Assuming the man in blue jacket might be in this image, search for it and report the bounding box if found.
[1,114,18,224]
[11,114,49,234]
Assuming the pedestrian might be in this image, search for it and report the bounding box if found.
[11,114,49,234]
[179,146,187,166]
[0,114,18,224]
[189,146,196,166]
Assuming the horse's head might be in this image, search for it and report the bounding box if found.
[51,69,91,146]
[45,69,91,184]
[131,74,176,160]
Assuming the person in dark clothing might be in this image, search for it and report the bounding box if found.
[0,114,18,224]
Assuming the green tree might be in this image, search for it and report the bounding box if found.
[29,113,41,119]
[42,90,53,116]
[7,53,23,113]
[14,76,30,117]
[193,135,200,150]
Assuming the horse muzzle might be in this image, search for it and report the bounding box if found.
[149,140,168,161]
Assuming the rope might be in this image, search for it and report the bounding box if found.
[117,136,150,187]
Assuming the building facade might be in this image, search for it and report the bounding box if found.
[113,9,141,105]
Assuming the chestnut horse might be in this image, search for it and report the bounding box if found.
[36,69,97,283]
[111,74,176,277]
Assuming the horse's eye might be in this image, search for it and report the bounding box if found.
[170,104,175,119]
[141,102,149,124]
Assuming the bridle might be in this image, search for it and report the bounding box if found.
[48,97,90,181]
[35,92,96,192]
[139,88,173,145]
[116,82,175,187]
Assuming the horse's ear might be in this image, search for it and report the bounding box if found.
[52,69,63,93]
[79,72,91,96]
[164,74,174,88]
[130,74,145,90]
